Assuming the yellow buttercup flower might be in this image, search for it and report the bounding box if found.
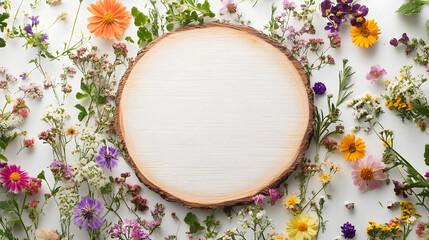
[286,212,318,240]
[339,134,366,161]
[350,19,380,48]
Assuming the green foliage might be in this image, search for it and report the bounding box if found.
[0,12,9,48]
[203,214,219,239]
[396,0,429,15]
[184,212,205,234]
[425,144,429,166]
[130,0,214,48]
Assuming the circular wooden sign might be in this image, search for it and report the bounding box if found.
[115,22,313,208]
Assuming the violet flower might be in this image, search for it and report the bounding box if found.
[321,0,332,17]
[312,82,326,95]
[393,180,410,198]
[350,5,368,27]
[73,197,103,230]
[390,38,398,47]
[268,188,284,205]
[24,25,33,34]
[365,64,387,82]
[19,73,27,81]
[341,222,356,239]
[29,16,39,26]
[95,146,119,169]
[41,33,49,41]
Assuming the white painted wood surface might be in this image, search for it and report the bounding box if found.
[118,25,311,206]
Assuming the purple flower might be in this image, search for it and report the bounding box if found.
[95,146,119,169]
[321,0,332,17]
[73,197,103,230]
[312,82,326,95]
[390,38,398,47]
[29,16,39,26]
[19,73,27,80]
[425,170,429,179]
[324,22,339,32]
[50,160,73,181]
[350,5,368,27]
[399,33,409,44]
[24,25,33,34]
[41,33,49,41]
[365,65,387,82]
[252,194,265,206]
[268,188,283,206]
[341,222,356,239]
[283,0,296,10]
[393,180,410,198]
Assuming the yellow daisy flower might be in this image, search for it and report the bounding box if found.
[286,212,318,240]
[339,134,366,161]
[66,126,77,137]
[350,19,380,48]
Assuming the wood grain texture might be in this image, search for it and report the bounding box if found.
[115,22,314,209]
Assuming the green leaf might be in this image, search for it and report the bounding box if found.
[51,187,60,195]
[426,19,429,36]
[396,0,426,15]
[137,27,152,41]
[411,102,429,117]
[15,104,29,110]
[0,140,6,150]
[0,13,9,22]
[184,212,197,225]
[424,144,429,166]
[125,36,135,43]
[166,23,174,31]
[97,96,106,104]
[0,153,7,162]
[0,201,10,210]
[184,212,205,233]
[74,104,87,113]
[0,38,5,48]
[76,92,89,99]
[80,80,90,94]
[6,219,20,225]
[37,170,46,180]
[78,112,87,122]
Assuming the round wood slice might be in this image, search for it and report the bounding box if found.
[115,22,314,209]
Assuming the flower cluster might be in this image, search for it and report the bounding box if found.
[321,0,370,32]
[50,160,73,181]
[110,219,151,239]
[390,33,429,70]
[383,65,428,130]
[367,218,402,239]
[347,94,383,132]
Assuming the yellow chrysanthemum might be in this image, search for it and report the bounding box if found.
[350,19,380,48]
[282,193,301,210]
[339,134,366,161]
[286,212,318,240]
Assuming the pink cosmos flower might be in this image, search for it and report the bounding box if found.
[351,155,386,192]
[365,64,387,82]
[0,164,30,194]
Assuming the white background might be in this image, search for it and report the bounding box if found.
[1,0,429,239]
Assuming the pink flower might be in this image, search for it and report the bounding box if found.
[351,155,386,192]
[28,199,37,208]
[220,0,237,16]
[25,138,35,148]
[35,228,60,240]
[252,194,265,206]
[268,188,283,205]
[25,177,42,195]
[0,165,30,194]
[365,65,387,82]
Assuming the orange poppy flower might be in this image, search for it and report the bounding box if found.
[87,0,131,39]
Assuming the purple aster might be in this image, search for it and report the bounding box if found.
[29,16,39,26]
[24,25,33,34]
[321,0,332,17]
[390,38,398,47]
[312,82,326,95]
[341,222,356,239]
[41,33,49,41]
[95,146,119,169]
[252,194,265,206]
[73,197,103,230]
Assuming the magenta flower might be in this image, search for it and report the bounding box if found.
[365,65,387,82]
[252,194,265,206]
[0,164,30,194]
[424,170,429,179]
[110,219,151,240]
[351,155,386,192]
[73,197,103,230]
[268,189,284,206]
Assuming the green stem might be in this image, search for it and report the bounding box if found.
[67,0,82,50]
[11,0,24,32]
